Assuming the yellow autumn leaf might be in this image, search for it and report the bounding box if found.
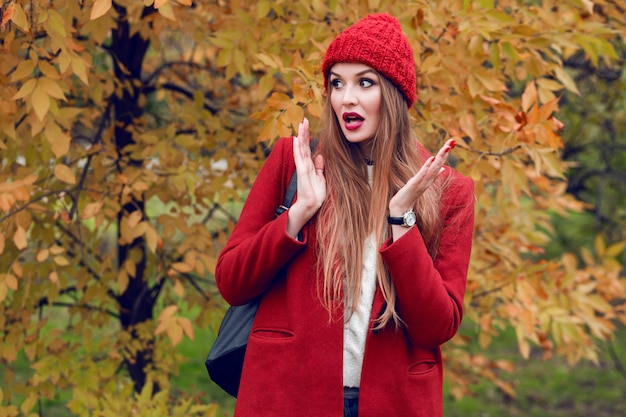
[39,77,66,100]
[10,3,29,31]
[154,0,168,8]
[13,226,27,250]
[266,92,291,110]
[31,82,50,121]
[11,78,37,100]
[10,60,36,82]
[71,57,89,85]
[20,393,37,415]
[118,270,129,294]
[521,81,538,113]
[53,256,69,266]
[38,61,60,80]
[286,104,304,132]
[172,262,193,273]
[606,241,626,258]
[145,224,159,253]
[553,67,580,95]
[157,2,176,20]
[45,122,71,158]
[90,0,112,20]
[53,164,76,185]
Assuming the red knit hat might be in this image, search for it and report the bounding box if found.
[322,13,417,108]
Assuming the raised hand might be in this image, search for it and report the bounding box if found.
[286,118,326,239]
[388,139,455,219]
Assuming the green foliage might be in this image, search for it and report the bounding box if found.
[0,0,625,414]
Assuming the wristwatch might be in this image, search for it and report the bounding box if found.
[387,210,417,227]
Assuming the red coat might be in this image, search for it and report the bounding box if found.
[216,137,475,417]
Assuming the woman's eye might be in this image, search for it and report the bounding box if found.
[360,78,374,88]
[331,79,343,89]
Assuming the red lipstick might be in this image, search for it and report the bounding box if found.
[342,112,364,131]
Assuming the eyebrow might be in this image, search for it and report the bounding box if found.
[329,69,378,78]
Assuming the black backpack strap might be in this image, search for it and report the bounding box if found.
[274,138,319,217]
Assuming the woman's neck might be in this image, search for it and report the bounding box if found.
[358,140,375,166]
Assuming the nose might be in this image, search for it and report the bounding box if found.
[341,85,358,106]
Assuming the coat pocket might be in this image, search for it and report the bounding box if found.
[407,348,438,376]
[407,359,437,375]
[251,328,294,340]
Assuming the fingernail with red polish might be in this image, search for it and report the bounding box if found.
[450,140,456,149]
[444,146,451,153]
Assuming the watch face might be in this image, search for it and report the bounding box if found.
[404,211,417,227]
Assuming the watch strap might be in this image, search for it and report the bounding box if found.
[387,215,405,225]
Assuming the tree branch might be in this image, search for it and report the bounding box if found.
[468,145,523,157]
[0,189,71,223]
[159,82,219,114]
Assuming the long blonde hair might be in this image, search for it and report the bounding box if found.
[314,72,447,328]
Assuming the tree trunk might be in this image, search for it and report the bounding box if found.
[110,3,157,394]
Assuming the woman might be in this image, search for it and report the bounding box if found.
[216,13,475,417]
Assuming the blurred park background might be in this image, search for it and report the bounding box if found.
[1,0,625,416]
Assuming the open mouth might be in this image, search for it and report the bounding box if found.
[342,112,364,131]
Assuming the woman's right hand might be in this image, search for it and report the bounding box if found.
[286,118,326,239]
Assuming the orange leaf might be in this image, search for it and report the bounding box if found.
[36,249,49,262]
[90,0,112,20]
[53,164,76,184]
[266,92,291,110]
[4,274,18,291]
[167,321,184,345]
[179,317,194,340]
[13,226,27,250]
[1,2,15,30]
[173,279,185,297]
[81,201,103,219]
[521,81,537,113]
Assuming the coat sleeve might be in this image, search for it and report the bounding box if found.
[380,171,475,349]
[215,137,308,306]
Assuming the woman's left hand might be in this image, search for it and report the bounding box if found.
[286,118,326,239]
[388,139,455,217]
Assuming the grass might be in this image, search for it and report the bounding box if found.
[171,325,236,414]
[443,324,626,417]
